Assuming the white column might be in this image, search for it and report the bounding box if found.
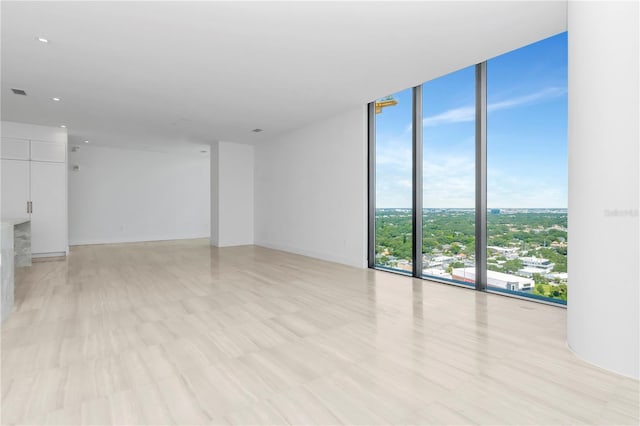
[567,0,639,378]
[210,141,254,247]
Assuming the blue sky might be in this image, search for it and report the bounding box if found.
[375,32,568,208]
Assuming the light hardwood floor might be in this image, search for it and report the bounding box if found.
[1,240,638,425]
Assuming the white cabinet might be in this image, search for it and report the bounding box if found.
[0,135,67,257]
[30,162,67,254]
[1,138,29,160]
[1,159,30,218]
[30,140,66,163]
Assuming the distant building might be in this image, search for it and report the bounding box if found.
[426,255,454,268]
[545,272,568,283]
[519,267,547,277]
[422,268,452,279]
[487,246,519,259]
[394,259,412,272]
[519,256,554,273]
[452,267,534,292]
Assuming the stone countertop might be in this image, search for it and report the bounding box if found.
[1,218,31,322]
[1,218,30,226]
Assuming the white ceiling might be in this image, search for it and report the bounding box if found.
[1,1,567,152]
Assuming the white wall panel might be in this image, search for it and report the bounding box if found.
[254,107,367,268]
[567,0,639,379]
[69,145,210,245]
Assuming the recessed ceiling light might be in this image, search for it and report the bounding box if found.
[83,140,90,144]
[60,125,66,128]
[52,97,61,102]
[37,37,49,43]
[252,128,263,133]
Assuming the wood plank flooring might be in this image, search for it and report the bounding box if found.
[1,239,638,425]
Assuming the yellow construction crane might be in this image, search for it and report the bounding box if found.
[375,96,398,114]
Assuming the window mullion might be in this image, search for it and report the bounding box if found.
[412,85,423,278]
[367,102,376,269]
[475,62,488,291]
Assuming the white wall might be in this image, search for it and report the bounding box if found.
[254,107,368,268]
[68,144,210,245]
[567,1,639,379]
[210,141,254,247]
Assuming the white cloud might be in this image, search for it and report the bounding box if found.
[487,170,567,208]
[487,87,566,113]
[422,106,475,127]
[375,140,413,207]
[376,150,567,208]
[422,152,475,208]
[420,86,567,128]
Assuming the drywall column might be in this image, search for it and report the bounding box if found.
[567,1,639,379]
[210,141,254,247]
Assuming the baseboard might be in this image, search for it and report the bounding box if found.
[69,235,209,246]
[32,255,66,262]
[254,240,366,269]
[32,252,66,259]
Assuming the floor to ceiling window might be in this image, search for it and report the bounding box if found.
[373,88,414,274]
[421,66,476,285]
[487,33,568,302]
[368,32,568,305]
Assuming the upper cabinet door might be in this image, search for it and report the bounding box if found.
[1,137,29,160]
[30,140,66,163]
[1,159,30,219]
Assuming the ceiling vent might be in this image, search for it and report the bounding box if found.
[11,88,27,96]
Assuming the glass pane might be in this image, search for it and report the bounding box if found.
[421,66,476,285]
[374,88,413,273]
[487,32,568,303]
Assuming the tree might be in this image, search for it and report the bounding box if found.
[503,259,523,273]
[487,263,502,272]
[532,273,547,285]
